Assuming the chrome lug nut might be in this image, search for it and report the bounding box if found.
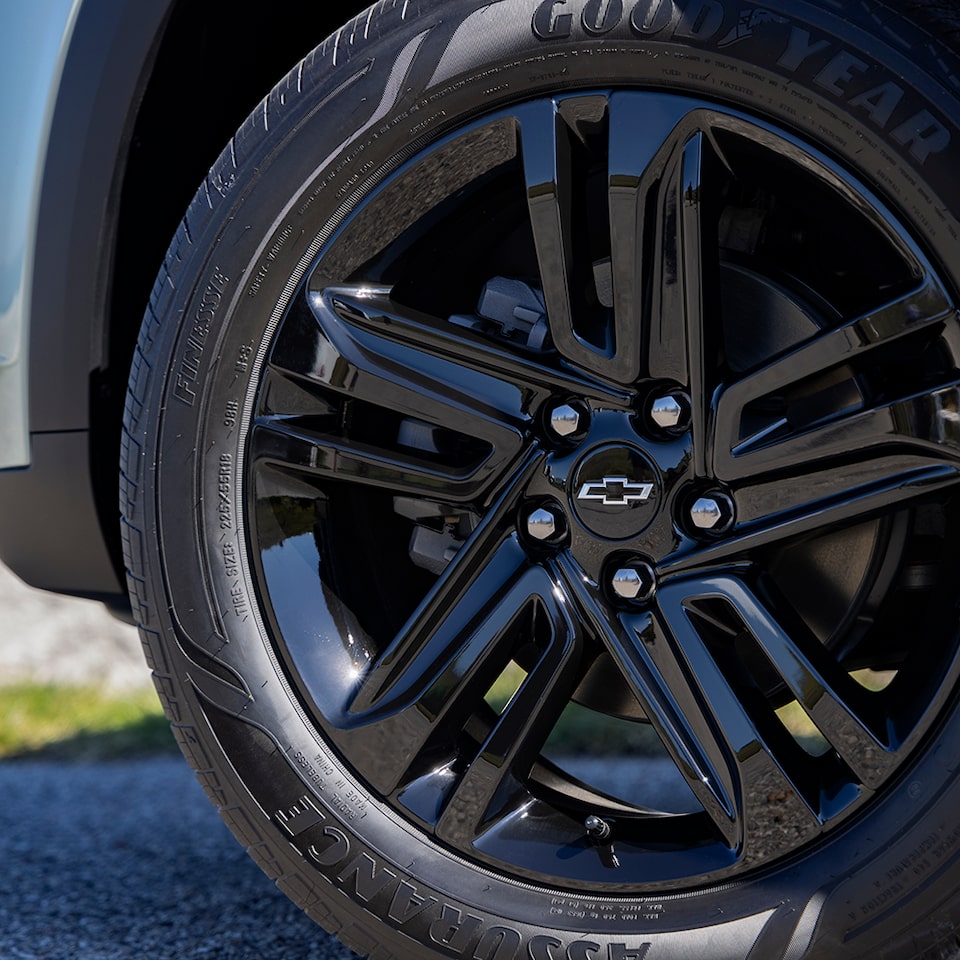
[690,493,735,533]
[549,403,581,438]
[547,400,589,441]
[611,562,656,603]
[526,506,560,541]
[650,392,691,433]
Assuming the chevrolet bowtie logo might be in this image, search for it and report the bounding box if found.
[577,477,655,507]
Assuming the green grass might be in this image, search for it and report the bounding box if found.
[0,684,176,761]
[0,668,895,763]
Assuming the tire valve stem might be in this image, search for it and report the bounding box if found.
[584,815,611,843]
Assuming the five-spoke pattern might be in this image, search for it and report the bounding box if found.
[251,92,960,888]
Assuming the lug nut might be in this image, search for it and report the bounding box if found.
[610,561,656,603]
[690,493,735,534]
[547,401,588,440]
[650,392,691,433]
[526,506,564,542]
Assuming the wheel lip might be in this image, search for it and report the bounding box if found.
[240,86,960,894]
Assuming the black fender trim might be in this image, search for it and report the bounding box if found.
[0,432,124,600]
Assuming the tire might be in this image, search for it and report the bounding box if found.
[121,2,960,958]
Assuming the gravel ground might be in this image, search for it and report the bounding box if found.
[0,562,147,691]
[0,756,356,960]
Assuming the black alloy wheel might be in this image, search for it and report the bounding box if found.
[251,91,960,889]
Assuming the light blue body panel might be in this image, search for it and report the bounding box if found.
[0,0,82,469]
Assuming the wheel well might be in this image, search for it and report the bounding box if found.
[91,0,372,585]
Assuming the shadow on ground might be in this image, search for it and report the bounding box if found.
[0,756,358,960]
[3,714,179,763]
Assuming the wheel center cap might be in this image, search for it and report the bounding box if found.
[571,445,660,539]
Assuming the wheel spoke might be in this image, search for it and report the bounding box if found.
[435,566,583,845]
[252,416,496,502]
[258,286,554,500]
[676,131,710,477]
[339,535,530,795]
[683,573,894,788]
[518,98,658,386]
[556,558,819,853]
[311,285,629,407]
[715,279,956,481]
[518,94,717,397]
[607,93,716,420]
[276,285,529,447]
[609,94,691,388]
[516,100,579,371]
[718,381,960,484]
[614,615,744,847]
[665,455,960,575]
[734,450,960,529]
[332,452,544,794]
[641,128,711,472]
[609,94,715,472]
[647,585,828,855]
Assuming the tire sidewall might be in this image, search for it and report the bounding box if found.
[142,2,960,958]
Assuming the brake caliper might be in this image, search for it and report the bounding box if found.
[394,497,479,576]
[449,277,552,352]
